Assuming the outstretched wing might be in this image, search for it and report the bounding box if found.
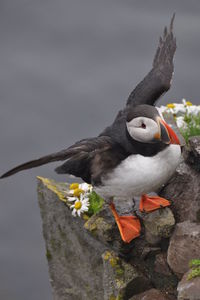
[0,136,123,183]
[127,14,176,107]
[55,136,114,183]
[0,149,72,179]
[55,136,128,184]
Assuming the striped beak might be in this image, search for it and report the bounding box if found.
[155,117,180,145]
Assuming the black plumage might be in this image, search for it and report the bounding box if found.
[0,16,176,184]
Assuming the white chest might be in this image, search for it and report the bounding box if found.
[95,145,181,200]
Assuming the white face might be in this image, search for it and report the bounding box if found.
[126,116,159,143]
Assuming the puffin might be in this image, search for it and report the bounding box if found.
[0,15,181,243]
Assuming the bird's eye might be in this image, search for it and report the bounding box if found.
[141,123,146,129]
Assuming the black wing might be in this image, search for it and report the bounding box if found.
[55,136,127,184]
[55,136,113,183]
[127,14,176,107]
[0,136,125,184]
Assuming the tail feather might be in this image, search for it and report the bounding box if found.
[0,149,72,179]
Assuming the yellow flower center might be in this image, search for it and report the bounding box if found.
[74,201,82,210]
[186,101,192,106]
[69,183,79,190]
[73,188,84,197]
[166,103,175,109]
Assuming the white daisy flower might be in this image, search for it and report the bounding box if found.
[69,187,85,198]
[176,116,187,129]
[70,193,90,217]
[67,196,77,202]
[173,103,187,115]
[79,182,93,193]
[187,105,200,116]
[66,182,93,205]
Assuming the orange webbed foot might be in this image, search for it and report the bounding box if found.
[109,202,141,243]
[139,194,170,213]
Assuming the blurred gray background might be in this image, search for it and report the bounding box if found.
[0,0,199,299]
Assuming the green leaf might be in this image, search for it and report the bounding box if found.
[87,191,104,216]
[187,259,200,280]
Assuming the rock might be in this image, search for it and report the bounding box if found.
[84,206,115,243]
[142,208,175,245]
[139,245,161,260]
[37,177,149,300]
[154,253,172,276]
[84,205,137,255]
[183,136,200,172]
[167,221,200,276]
[102,250,151,300]
[129,241,177,296]
[37,145,200,299]
[38,177,107,300]
[35,118,200,298]
[160,141,200,224]
[129,288,171,300]
[177,270,200,300]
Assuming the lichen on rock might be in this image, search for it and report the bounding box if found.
[102,250,151,300]
[142,208,175,245]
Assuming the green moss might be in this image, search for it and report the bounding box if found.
[188,266,200,280]
[85,222,97,235]
[37,177,68,203]
[187,259,200,280]
[115,268,124,277]
[109,294,123,300]
[109,257,119,267]
[189,259,200,268]
[46,249,52,261]
[84,216,112,237]
[109,295,116,300]
[116,294,123,300]
[103,251,112,261]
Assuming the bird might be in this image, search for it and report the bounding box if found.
[0,15,181,243]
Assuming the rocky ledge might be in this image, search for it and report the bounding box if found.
[37,136,200,300]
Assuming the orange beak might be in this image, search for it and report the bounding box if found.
[155,117,180,145]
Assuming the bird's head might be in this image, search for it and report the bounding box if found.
[126,105,180,145]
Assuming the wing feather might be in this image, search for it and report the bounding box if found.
[127,14,176,107]
[0,136,112,180]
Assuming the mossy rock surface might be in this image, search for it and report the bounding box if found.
[102,250,151,299]
[37,177,106,300]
